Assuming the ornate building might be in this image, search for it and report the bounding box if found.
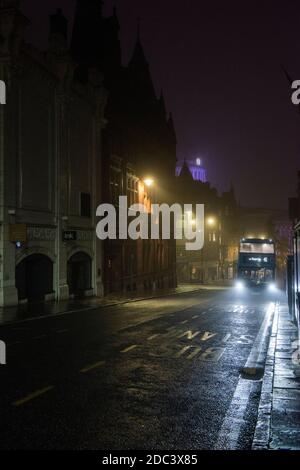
[0,3,107,306]
[175,163,239,283]
[176,157,207,183]
[71,0,177,294]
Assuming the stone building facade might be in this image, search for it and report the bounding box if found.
[0,2,107,306]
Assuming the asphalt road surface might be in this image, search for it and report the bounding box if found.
[0,287,284,450]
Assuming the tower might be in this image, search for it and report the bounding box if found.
[71,0,104,66]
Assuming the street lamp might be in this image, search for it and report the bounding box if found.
[144,178,154,187]
[206,216,217,227]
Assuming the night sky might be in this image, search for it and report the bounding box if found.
[23,0,300,211]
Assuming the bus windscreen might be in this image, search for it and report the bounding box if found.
[239,243,275,254]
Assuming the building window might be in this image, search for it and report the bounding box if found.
[80,192,91,218]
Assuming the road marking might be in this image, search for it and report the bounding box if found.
[222,333,231,343]
[175,346,191,357]
[33,334,47,340]
[187,347,202,359]
[215,302,276,450]
[178,330,200,340]
[57,329,69,334]
[238,334,254,345]
[192,315,199,319]
[202,311,207,314]
[201,331,217,341]
[180,320,188,324]
[13,386,54,407]
[121,345,137,353]
[80,361,105,373]
[147,334,160,341]
[200,347,225,362]
[7,341,21,347]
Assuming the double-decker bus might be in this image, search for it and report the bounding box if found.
[237,238,276,288]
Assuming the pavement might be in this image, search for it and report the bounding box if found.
[253,303,300,450]
[0,285,296,450]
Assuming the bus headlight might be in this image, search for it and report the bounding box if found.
[268,283,277,292]
[235,280,245,290]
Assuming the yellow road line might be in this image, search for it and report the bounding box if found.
[80,360,105,373]
[13,386,54,407]
[121,345,137,354]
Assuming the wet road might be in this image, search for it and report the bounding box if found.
[0,287,283,450]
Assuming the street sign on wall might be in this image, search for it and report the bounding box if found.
[62,231,77,242]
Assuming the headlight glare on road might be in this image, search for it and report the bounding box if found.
[268,282,277,292]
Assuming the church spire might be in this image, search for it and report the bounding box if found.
[128,18,157,103]
[129,17,148,67]
[179,159,193,181]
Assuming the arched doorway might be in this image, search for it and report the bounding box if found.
[67,252,92,298]
[16,254,54,302]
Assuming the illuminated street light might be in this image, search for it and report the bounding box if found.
[206,217,216,227]
[144,178,154,187]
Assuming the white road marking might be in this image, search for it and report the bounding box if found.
[200,347,225,362]
[7,341,21,347]
[178,330,200,340]
[33,335,47,340]
[215,302,276,450]
[180,320,188,324]
[121,345,138,354]
[175,346,191,357]
[222,333,231,343]
[201,331,217,341]
[192,315,199,319]
[187,347,202,359]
